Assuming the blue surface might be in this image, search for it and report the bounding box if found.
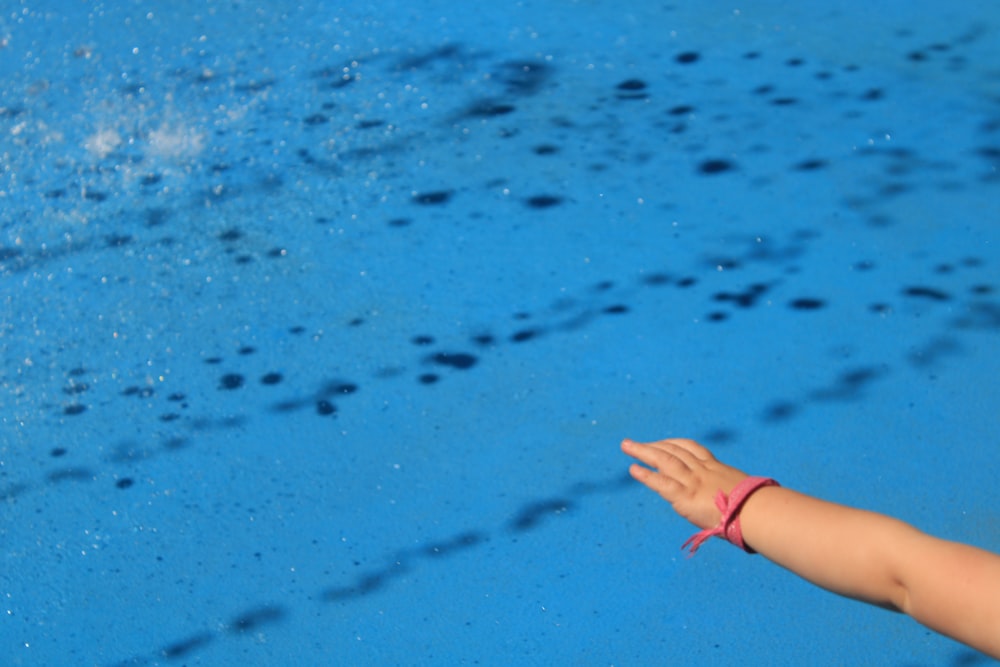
[2,2,999,665]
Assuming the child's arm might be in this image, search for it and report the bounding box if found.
[621,437,1000,660]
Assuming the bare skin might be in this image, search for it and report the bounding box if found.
[621,437,1000,660]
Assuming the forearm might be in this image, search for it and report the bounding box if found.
[738,487,912,608]
[739,486,1000,658]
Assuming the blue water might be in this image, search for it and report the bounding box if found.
[2,2,999,665]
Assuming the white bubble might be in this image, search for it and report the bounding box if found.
[84,128,122,158]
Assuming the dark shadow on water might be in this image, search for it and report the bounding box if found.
[898,648,995,667]
[108,471,633,665]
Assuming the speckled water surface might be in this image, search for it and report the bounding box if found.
[1,2,998,665]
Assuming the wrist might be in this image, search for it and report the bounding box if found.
[683,476,780,555]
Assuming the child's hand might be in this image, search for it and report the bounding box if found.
[621,438,749,530]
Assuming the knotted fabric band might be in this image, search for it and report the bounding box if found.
[682,476,780,556]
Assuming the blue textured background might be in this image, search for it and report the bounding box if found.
[1,2,998,665]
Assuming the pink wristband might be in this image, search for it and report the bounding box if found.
[682,476,779,556]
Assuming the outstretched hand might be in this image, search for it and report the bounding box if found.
[621,438,749,530]
[622,438,1000,659]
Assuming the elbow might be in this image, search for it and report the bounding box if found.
[881,579,908,615]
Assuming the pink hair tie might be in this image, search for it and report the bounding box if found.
[682,476,779,556]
